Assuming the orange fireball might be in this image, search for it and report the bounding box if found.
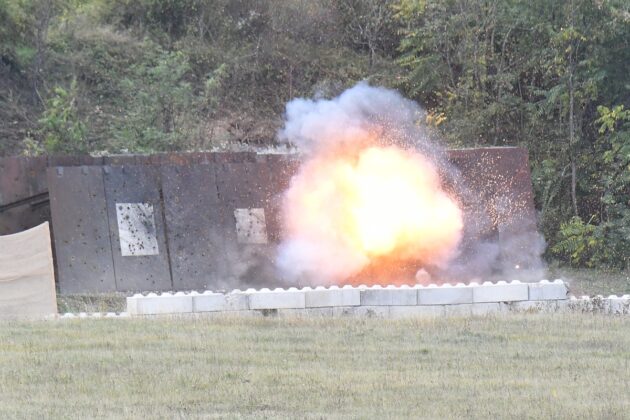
[281,145,463,284]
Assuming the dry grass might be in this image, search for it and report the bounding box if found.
[0,314,629,419]
[56,293,127,314]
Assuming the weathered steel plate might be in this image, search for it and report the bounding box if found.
[160,163,225,291]
[47,166,116,293]
[213,160,286,288]
[103,165,173,292]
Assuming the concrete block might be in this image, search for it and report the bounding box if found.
[417,284,473,305]
[528,280,568,301]
[129,292,193,315]
[248,288,305,310]
[305,286,360,308]
[350,305,390,318]
[197,309,261,319]
[331,306,358,317]
[472,281,528,303]
[442,304,473,317]
[471,302,502,315]
[389,305,442,318]
[605,295,630,315]
[192,292,226,312]
[556,298,570,312]
[504,300,559,313]
[224,292,250,311]
[360,286,417,306]
[277,307,334,317]
[126,294,141,315]
[566,296,607,313]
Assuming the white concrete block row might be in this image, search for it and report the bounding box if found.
[277,301,561,318]
[528,280,568,300]
[49,312,130,320]
[561,295,630,314]
[361,285,417,306]
[125,280,570,316]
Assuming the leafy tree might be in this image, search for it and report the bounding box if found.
[112,48,198,152]
[396,0,629,267]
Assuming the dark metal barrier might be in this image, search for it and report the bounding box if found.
[1,148,536,293]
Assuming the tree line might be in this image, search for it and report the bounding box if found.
[0,0,628,268]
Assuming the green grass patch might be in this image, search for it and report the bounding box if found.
[0,315,628,418]
[549,267,630,297]
[55,293,127,314]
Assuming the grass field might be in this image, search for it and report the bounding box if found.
[1,314,629,419]
[548,267,630,297]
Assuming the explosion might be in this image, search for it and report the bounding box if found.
[277,84,464,285]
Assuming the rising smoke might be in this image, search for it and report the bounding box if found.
[276,82,546,286]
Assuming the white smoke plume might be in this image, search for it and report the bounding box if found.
[276,82,546,286]
[276,83,463,285]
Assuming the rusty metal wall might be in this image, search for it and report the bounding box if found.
[5,148,537,293]
[0,155,103,235]
[213,156,297,288]
[0,156,49,235]
[448,147,540,274]
[102,165,173,291]
[161,163,223,290]
[47,166,116,293]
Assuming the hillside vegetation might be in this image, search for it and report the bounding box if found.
[0,0,629,268]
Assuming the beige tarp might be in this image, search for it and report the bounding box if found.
[0,222,57,319]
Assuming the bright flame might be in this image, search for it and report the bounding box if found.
[281,145,463,284]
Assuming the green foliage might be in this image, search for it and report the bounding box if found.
[552,216,601,267]
[396,0,630,268]
[112,48,197,152]
[0,0,32,68]
[551,105,630,268]
[593,105,630,268]
[0,0,628,269]
[38,80,88,154]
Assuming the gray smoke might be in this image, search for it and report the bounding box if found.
[276,82,546,285]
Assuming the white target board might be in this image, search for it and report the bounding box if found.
[116,203,159,256]
[234,208,268,244]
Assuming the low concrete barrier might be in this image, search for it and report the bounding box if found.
[0,222,57,319]
[122,279,630,318]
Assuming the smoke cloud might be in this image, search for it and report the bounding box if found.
[276,82,546,286]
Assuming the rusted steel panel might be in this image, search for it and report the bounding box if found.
[47,155,104,167]
[161,164,224,290]
[0,205,50,236]
[30,148,539,292]
[0,156,50,235]
[103,155,138,166]
[213,160,287,288]
[102,165,173,292]
[47,166,116,293]
[213,152,257,163]
[446,147,536,231]
[446,147,540,273]
[0,157,35,205]
[260,154,300,243]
